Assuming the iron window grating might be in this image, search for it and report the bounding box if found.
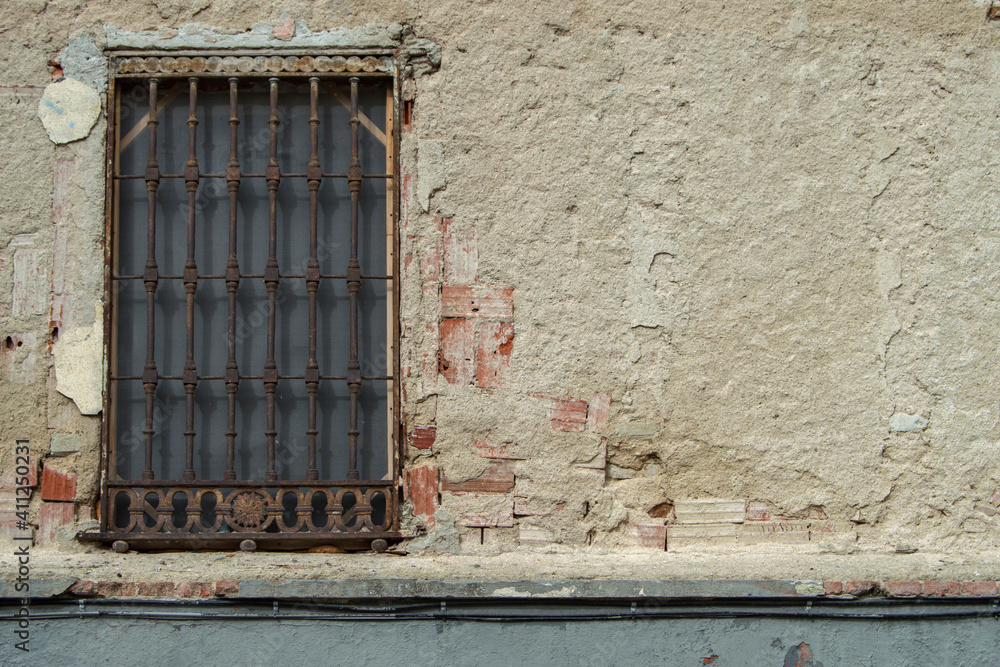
[89,52,403,551]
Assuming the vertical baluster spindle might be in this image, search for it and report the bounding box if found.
[305,77,322,482]
[183,77,200,482]
[264,78,281,482]
[346,77,362,481]
[224,78,241,482]
[141,78,161,482]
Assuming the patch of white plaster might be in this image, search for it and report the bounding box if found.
[52,304,105,415]
[38,79,101,145]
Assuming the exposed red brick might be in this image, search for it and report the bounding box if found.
[177,582,213,598]
[136,582,176,597]
[439,318,475,385]
[410,425,437,450]
[824,581,843,595]
[843,581,878,596]
[441,285,513,319]
[473,439,525,460]
[961,581,998,596]
[68,580,95,596]
[443,461,514,493]
[96,581,137,598]
[532,395,589,431]
[37,501,75,546]
[886,581,921,597]
[40,466,76,502]
[587,393,611,433]
[627,523,667,549]
[923,581,961,597]
[215,581,239,596]
[407,465,439,518]
[990,490,1000,507]
[476,321,513,389]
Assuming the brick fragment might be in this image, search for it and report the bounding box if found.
[177,582,213,598]
[885,581,921,597]
[136,582,176,597]
[96,581,137,598]
[68,580,95,596]
[824,581,843,595]
[40,466,77,502]
[627,523,666,549]
[990,490,1000,507]
[406,465,439,518]
[410,425,436,450]
[960,581,998,596]
[843,581,878,596]
[923,581,961,597]
[441,285,513,319]
[587,393,611,433]
[215,581,239,596]
[37,501,75,546]
[439,318,475,385]
[443,461,515,493]
[476,321,513,389]
[532,394,588,431]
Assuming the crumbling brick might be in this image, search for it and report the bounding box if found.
[885,581,921,597]
[476,321,513,389]
[410,425,437,450]
[136,582,176,597]
[439,318,475,385]
[177,582,213,598]
[40,466,76,502]
[406,464,439,518]
[442,461,514,493]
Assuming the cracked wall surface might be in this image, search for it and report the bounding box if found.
[2,0,1000,574]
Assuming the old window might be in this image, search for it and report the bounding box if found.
[94,54,399,551]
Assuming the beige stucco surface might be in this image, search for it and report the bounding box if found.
[4,0,1000,581]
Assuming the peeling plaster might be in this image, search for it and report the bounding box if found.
[52,304,105,415]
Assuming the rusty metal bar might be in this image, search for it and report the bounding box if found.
[182,77,200,482]
[264,77,281,482]
[305,77,322,482]
[346,77,361,481]
[224,77,241,483]
[141,78,161,483]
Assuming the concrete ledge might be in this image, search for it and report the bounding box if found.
[235,578,825,600]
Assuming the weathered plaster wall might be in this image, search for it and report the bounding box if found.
[4,0,1000,570]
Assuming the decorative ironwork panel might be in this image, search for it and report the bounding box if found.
[93,55,400,550]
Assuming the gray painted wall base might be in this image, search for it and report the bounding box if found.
[3,599,999,666]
